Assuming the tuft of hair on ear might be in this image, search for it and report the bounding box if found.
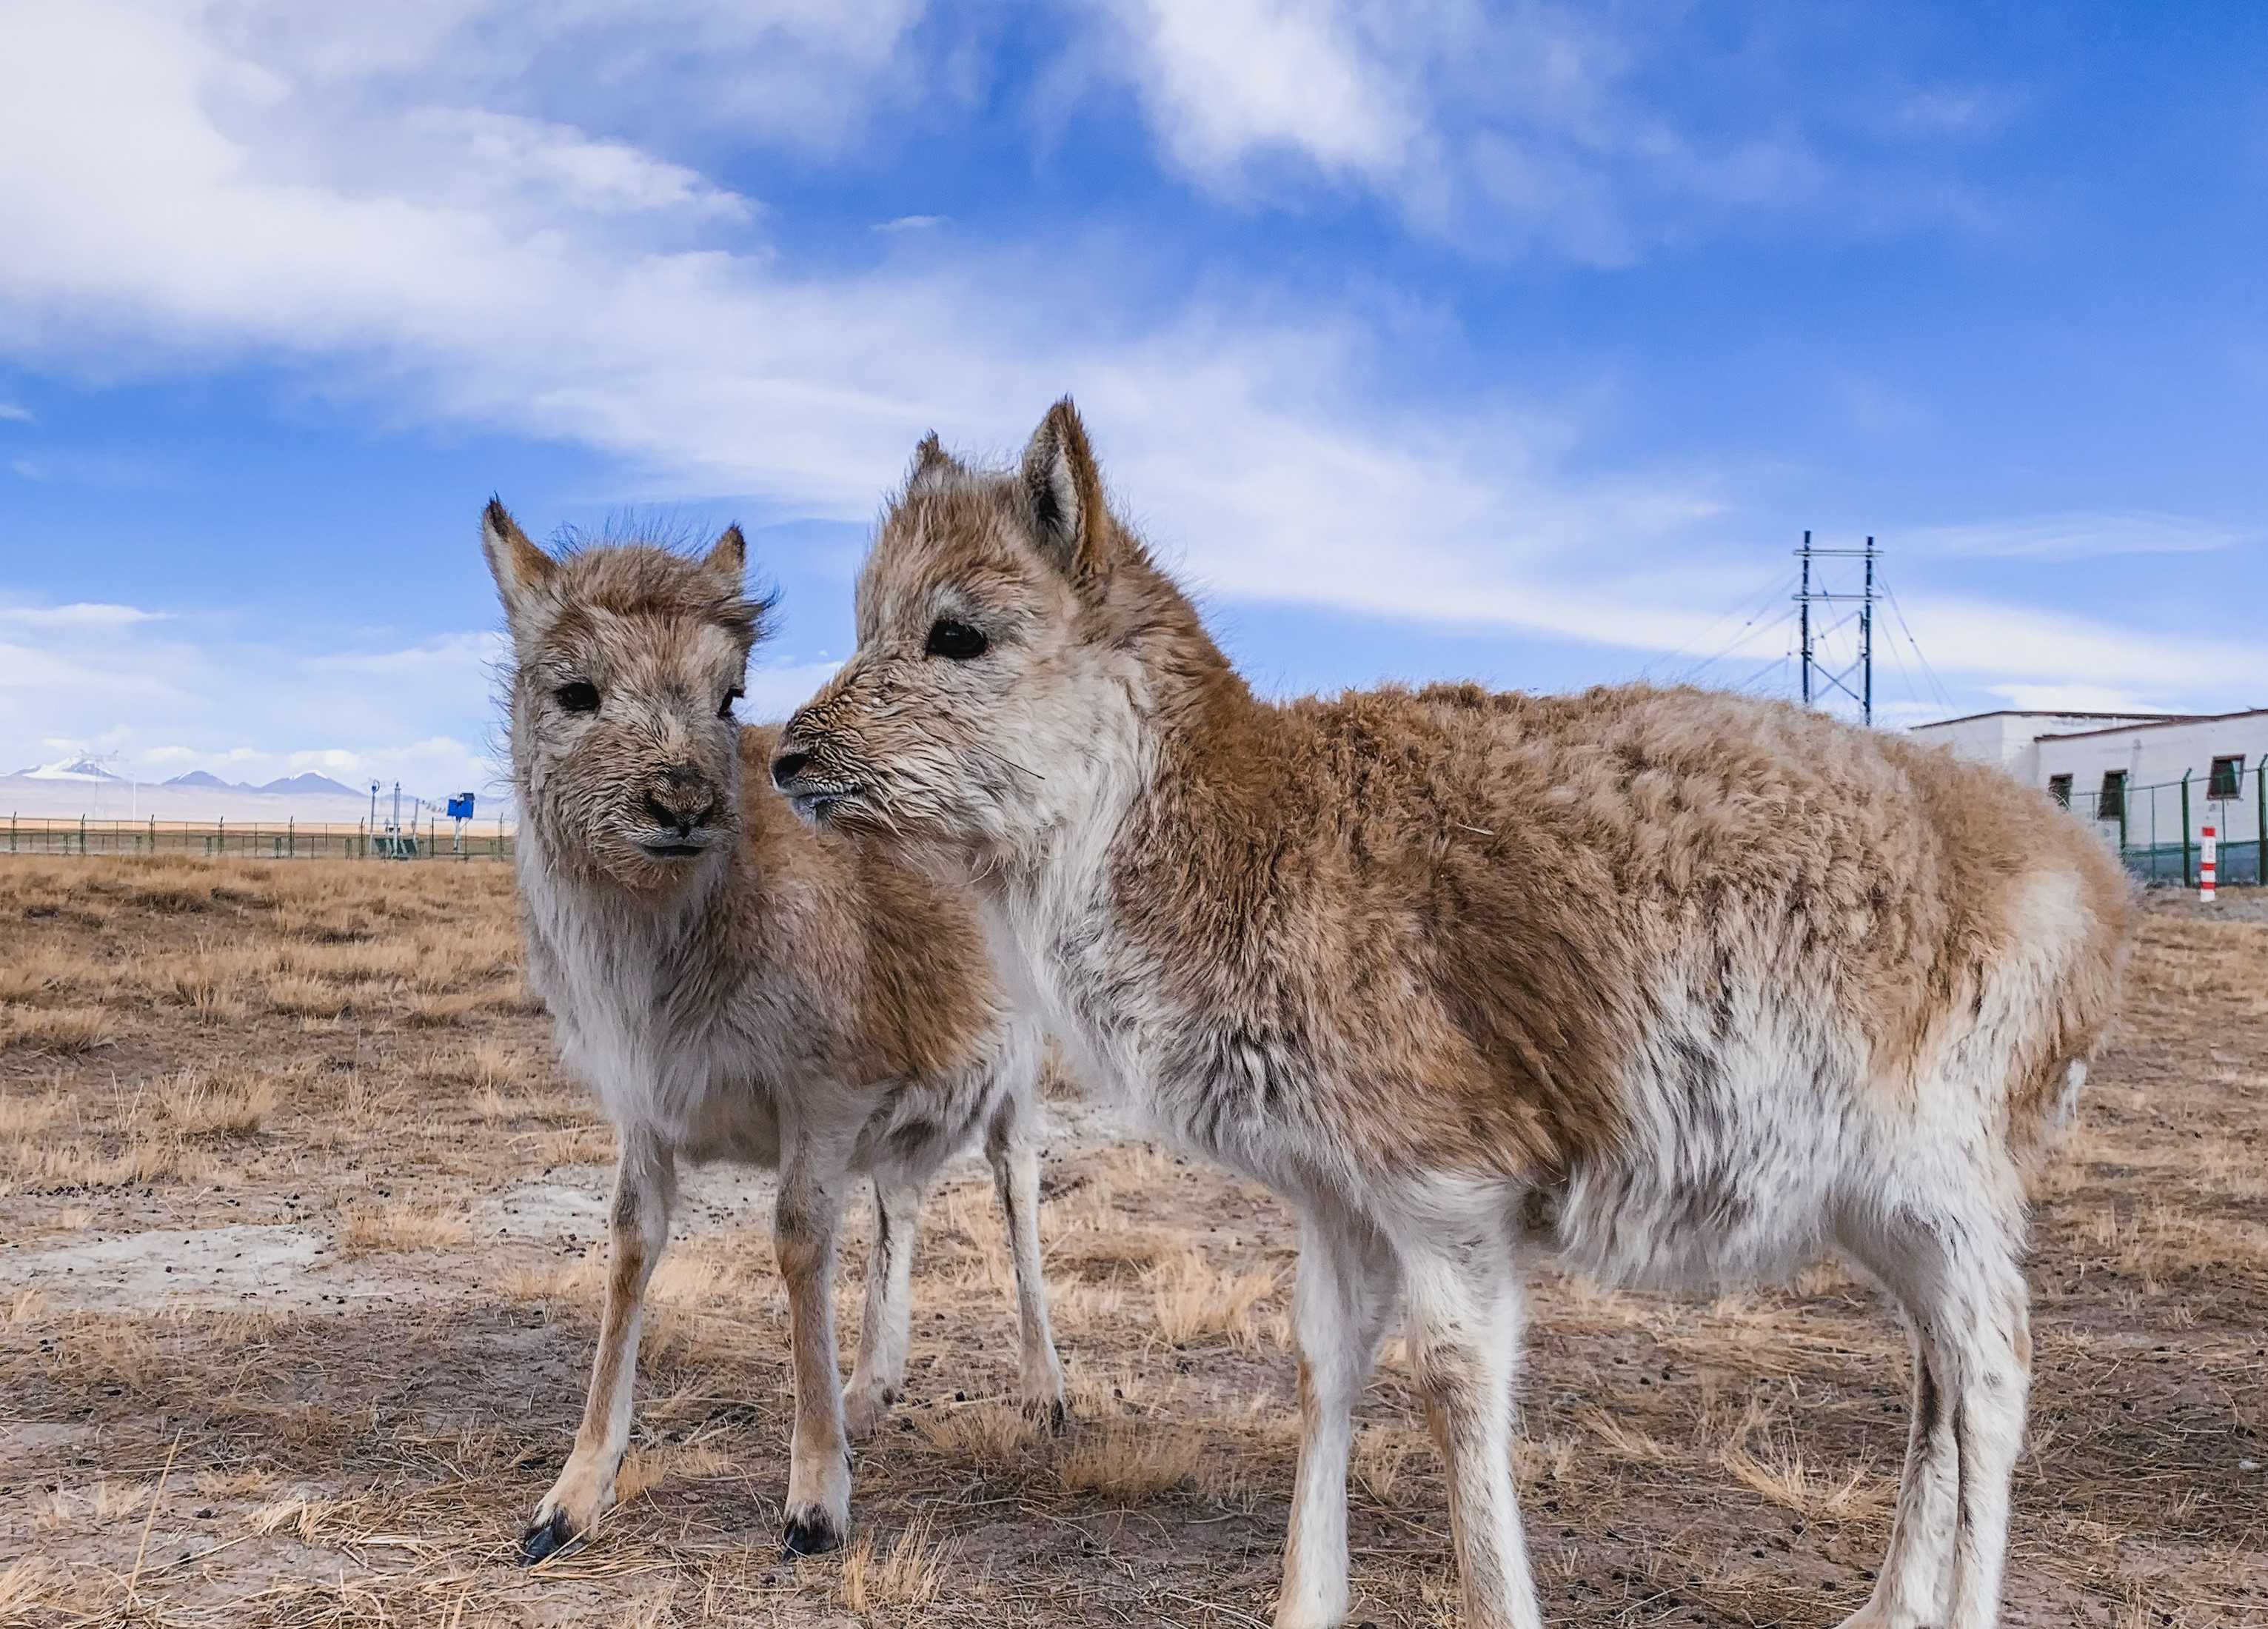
[705,523,746,583]
[481,498,558,626]
[907,430,965,496]
[700,524,776,649]
[1019,397,1111,589]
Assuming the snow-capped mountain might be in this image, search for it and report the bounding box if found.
[16,757,124,780]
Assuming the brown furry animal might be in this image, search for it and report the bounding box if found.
[483,503,1063,1565]
[769,404,2135,1629]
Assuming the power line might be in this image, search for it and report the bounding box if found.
[1881,581,1953,712]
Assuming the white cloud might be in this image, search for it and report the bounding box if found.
[1104,0,1422,185]
[0,595,504,800]
[1891,595,2268,695]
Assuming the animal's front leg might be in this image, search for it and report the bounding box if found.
[775,1140,854,1555]
[523,1130,677,1562]
[1276,1203,1398,1629]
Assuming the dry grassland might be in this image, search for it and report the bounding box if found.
[0,856,2261,1627]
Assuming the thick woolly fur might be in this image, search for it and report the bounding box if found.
[481,503,1064,1565]
[774,406,2137,1629]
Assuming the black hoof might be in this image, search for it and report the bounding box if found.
[520,1509,576,1566]
[781,1510,844,1558]
[1026,1397,1068,1435]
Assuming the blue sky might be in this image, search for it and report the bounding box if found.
[2,1,2265,803]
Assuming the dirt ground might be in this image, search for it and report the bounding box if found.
[0,856,2261,1628]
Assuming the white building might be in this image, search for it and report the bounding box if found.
[1907,707,2268,884]
[1903,710,2192,785]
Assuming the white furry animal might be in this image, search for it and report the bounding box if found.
[483,503,1064,1564]
[769,402,2136,1628]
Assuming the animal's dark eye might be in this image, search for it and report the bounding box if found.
[555,680,600,714]
[718,686,743,720]
[925,619,988,660]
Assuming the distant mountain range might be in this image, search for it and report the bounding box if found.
[170,770,366,797]
[10,759,364,798]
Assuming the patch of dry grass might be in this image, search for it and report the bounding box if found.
[1057,1419,1205,1500]
[0,1005,115,1054]
[337,1201,471,1254]
[1720,1434,1891,1522]
[839,1515,951,1616]
[10,1133,202,1188]
[261,972,354,1018]
[1146,1248,1277,1348]
[912,1399,1040,1471]
[156,1064,281,1136]
[0,1084,65,1138]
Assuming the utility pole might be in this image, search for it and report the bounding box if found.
[1861,537,1875,727]
[1799,532,1813,708]
[1794,533,1880,726]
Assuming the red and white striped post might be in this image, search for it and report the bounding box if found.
[2201,821,2217,903]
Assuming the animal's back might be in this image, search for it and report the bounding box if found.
[1259,681,2131,1178]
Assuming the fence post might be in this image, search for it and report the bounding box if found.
[288,817,295,859]
[2180,772,2193,889]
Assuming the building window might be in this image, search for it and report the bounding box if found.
[2048,774,2073,808]
[2098,770,2127,820]
[2210,755,2244,798]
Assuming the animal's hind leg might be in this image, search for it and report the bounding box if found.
[523,1131,677,1563]
[987,1088,1065,1425]
[1396,1220,1540,1629]
[843,1178,921,1439]
[1829,1311,1957,1627]
[1841,1196,2032,1629]
[1941,1235,2031,1628]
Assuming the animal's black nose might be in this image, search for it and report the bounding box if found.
[646,765,716,831]
[771,751,810,790]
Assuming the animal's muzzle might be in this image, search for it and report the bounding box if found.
[645,763,718,834]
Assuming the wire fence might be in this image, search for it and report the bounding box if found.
[2062,763,2267,888]
[2,814,516,862]
[5,767,2256,885]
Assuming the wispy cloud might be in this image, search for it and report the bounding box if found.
[1905,512,2252,561]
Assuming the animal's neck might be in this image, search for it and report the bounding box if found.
[990,573,1303,1028]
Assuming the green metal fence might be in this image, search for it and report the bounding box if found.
[2062,763,2266,888]
[2,815,515,862]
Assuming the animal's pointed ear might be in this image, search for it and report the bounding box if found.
[481,499,555,630]
[907,431,964,496]
[1019,398,1111,589]
[704,524,746,584]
